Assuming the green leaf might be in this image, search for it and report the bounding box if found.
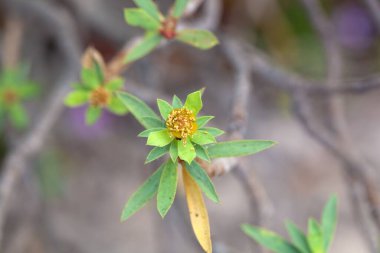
[147,129,174,147]
[157,99,173,120]
[10,104,28,129]
[176,29,219,50]
[81,68,99,88]
[125,33,162,63]
[172,0,188,18]
[133,0,162,21]
[124,8,161,30]
[172,95,183,108]
[138,128,165,137]
[107,97,129,115]
[157,160,178,217]
[141,117,165,128]
[94,61,104,84]
[106,78,125,91]
[321,195,338,251]
[196,116,214,128]
[117,92,161,129]
[145,145,170,164]
[18,84,40,98]
[194,144,211,162]
[191,130,216,145]
[121,164,164,221]
[184,90,203,115]
[242,224,302,253]
[207,140,276,159]
[186,161,218,203]
[169,140,178,162]
[178,139,196,164]
[85,106,102,125]
[286,222,311,253]
[307,219,324,253]
[64,90,89,107]
[200,127,224,137]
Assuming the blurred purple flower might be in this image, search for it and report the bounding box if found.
[66,106,114,139]
[333,3,376,51]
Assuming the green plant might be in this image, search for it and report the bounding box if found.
[0,67,39,130]
[242,196,338,253]
[118,89,276,252]
[64,48,128,125]
[124,0,219,63]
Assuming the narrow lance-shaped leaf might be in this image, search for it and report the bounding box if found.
[64,90,89,107]
[194,144,211,162]
[186,161,219,203]
[307,219,324,253]
[133,0,162,21]
[107,97,129,115]
[157,99,173,120]
[117,92,161,129]
[172,0,188,18]
[191,130,216,145]
[85,106,102,125]
[200,127,224,137]
[321,195,338,251]
[285,221,311,253]
[145,145,170,164]
[125,33,162,63]
[178,139,196,164]
[169,140,178,162]
[147,129,173,147]
[172,95,183,108]
[196,116,214,128]
[176,29,219,50]
[184,89,203,115]
[10,104,28,129]
[121,164,165,221]
[207,140,276,159]
[183,166,212,253]
[124,8,161,30]
[242,225,302,253]
[157,160,178,217]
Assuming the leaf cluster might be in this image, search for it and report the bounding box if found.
[124,0,219,63]
[242,196,338,253]
[0,67,39,130]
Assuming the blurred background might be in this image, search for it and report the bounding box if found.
[1,0,380,252]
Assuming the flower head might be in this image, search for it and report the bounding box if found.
[140,89,224,164]
[0,67,39,129]
[64,47,129,125]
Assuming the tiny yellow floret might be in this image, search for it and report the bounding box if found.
[166,108,197,142]
[89,86,110,107]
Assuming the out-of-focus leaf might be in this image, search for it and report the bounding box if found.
[107,97,129,115]
[85,106,102,125]
[286,221,311,253]
[307,219,324,253]
[176,30,219,50]
[321,195,338,251]
[10,104,28,129]
[125,33,162,63]
[242,225,302,253]
[133,0,162,21]
[172,0,188,18]
[106,78,125,91]
[124,8,161,30]
[64,90,89,107]
[117,92,161,129]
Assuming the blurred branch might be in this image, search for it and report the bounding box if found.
[363,0,380,31]
[297,0,380,252]
[0,0,81,249]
